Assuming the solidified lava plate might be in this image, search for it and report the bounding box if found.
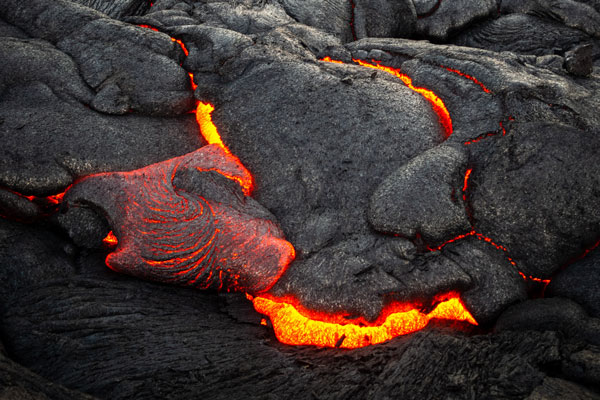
[1,0,600,399]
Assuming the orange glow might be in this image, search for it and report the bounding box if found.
[188,72,197,90]
[443,66,491,93]
[251,293,477,349]
[464,120,511,146]
[3,187,68,208]
[518,271,550,285]
[321,56,344,64]
[137,24,160,32]
[137,25,189,56]
[195,102,254,195]
[172,38,189,56]
[352,59,453,138]
[464,132,496,145]
[462,168,472,202]
[103,231,118,247]
[428,229,518,266]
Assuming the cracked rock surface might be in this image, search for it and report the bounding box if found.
[0,0,600,398]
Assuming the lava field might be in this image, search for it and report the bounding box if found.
[1,0,600,399]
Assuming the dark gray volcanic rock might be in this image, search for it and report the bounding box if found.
[527,377,600,400]
[71,0,150,19]
[500,0,600,39]
[0,220,598,399]
[0,220,76,304]
[206,55,464,319]
[0,349,93,400]
[445,238,527,325]
[368,144,471,244]
[547,246,600,318]
[415,0,497,41]
[413,0,439,16]
[470,121,600,278]
[353,0,416,39]
[495,298,600,346]
[0,0,194,116]
[347,38,600,279]
[0,81,201,195]
[0,188,43,222]
[274,0,353,42]
[0,0,600,398]
[190,2,293,34]
[565,44,595,76]
[453,14,599,58]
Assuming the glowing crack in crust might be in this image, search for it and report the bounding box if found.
[66,144,294,294]
[321,57,453,138]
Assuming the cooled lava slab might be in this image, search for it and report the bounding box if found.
[0,0,600,398]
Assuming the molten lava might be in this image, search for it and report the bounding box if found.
[443,66,492,94]
[103,231,118,247]
[195,102,254,195]
[462,168,472,202]
[251,293,476,349]
[321,57,453,138]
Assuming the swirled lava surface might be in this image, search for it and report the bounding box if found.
[65,144,294,294]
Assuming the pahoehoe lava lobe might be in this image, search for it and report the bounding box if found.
[64,144,295,294]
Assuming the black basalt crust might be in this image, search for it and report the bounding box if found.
[0,0,599,398]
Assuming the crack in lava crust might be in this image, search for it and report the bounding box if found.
[321,57,453,138]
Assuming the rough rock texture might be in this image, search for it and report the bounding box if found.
[0,0,599,398]
[415,0,497,41]
[368,144,471,244]
[0,0,194,116]
[453,14,599,58]
[71,0,149,19]
[547,246,600,318]
[353,0,416,39]
[0,220,598,399]
[0,348,94,400]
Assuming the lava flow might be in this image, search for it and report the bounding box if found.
[321,57,453,138]
[195,102,254,195]
[250,293,476,349]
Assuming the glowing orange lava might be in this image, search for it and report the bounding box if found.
[443,66,491,94]
[462,168,472,202]
[3,187,68,207]
[518,271,550,285]
[188,72,197,90]
[320,56,344,64]
[464,132,497,145]
[250,293,476,349]
[194,102,254,196]
[102,231,118,247]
